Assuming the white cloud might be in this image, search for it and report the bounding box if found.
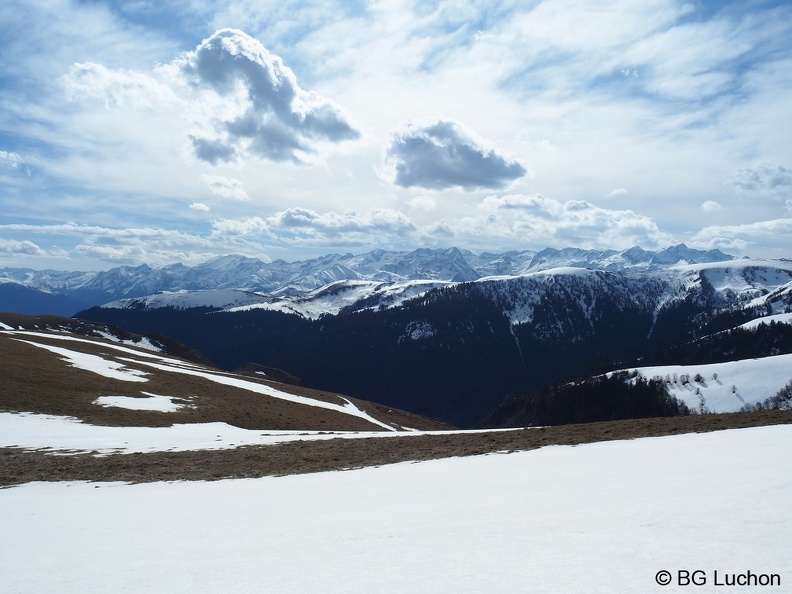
[211,217,270,237]
[0,238,45,257]
[263,207,415,246]
[468,194,674,250]
[0,150,23,169]
[200,175,250,201]
[726,164,792,201]
[701,200,722,212]
[175,28,360,165]
[61,62,179,109]
[0,150,34,177]
[190,202,211,212]
[691,218,792,257]
[383,120,526,190]
[0,223,271,267]
[407,196,437,212]
[606,188,628,198]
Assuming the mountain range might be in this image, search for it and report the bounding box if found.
[1,244,735,316]
[3,243,791,428]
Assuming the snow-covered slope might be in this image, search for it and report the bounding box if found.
[622,353,792,413]
[661,259,792,311]
[2,425,789,593]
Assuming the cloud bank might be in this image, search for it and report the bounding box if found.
[384,120,527,190]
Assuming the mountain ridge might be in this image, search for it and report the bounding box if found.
[1,243,735,315]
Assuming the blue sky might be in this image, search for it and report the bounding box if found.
[1,0,791,270]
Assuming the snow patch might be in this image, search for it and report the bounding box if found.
[94,393,191,412]
[14,339,150,383]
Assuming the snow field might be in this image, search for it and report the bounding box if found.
[1,425,789,593]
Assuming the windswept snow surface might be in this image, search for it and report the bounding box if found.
[1,426,790,593]
[626,353,792,412]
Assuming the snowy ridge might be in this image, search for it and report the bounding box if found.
[662,259,792,310]
[96,258,792,325]
[102,288,272,311]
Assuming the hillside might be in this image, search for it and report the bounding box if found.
[76,259,792,427]
[0,313,447,434]
[3,312,792,487]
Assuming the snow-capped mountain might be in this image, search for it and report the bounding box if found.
[97,257,792,330]
[1,244,737,315]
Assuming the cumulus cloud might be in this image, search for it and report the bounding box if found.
[606,188,628,197]
[469,194,674,250]
[0,238,45,257]
[383,120,527,190]
[264,207,415,246]
[726,164,792,200]
[177,28,360,164]
[0,223,270,267]
[189,202,210,212]
[209,206,416,248]
[201,174,249,201]
[407,195,437,212]
[691,218,792,256]
[701,200,722,212]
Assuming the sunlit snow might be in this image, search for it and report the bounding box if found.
[1,426,789,593]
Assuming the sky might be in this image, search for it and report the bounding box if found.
[0,0,791,271]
